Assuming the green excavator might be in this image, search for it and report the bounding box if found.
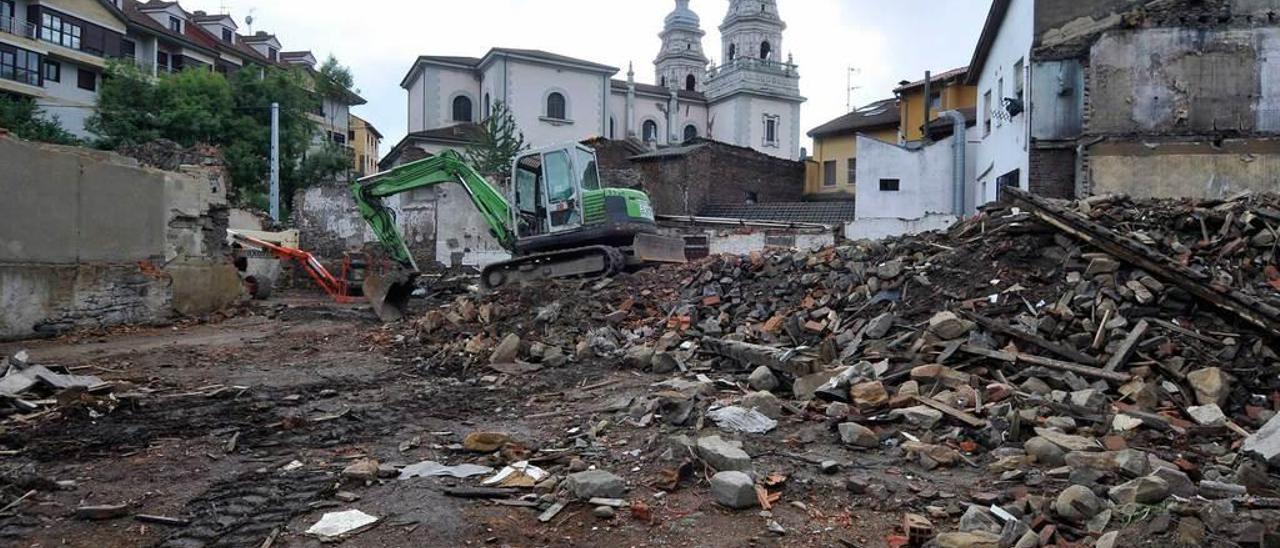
[352,142,688,321]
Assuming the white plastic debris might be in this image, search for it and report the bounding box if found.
[281,460,303,471]
[398,460,493,480]
[306,509,378,538]
[707,406,777,434]
[482,461,548,487]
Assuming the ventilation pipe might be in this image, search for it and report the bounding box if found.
[921,71,932,144]
[939,110,967,216]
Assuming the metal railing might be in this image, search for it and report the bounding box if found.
[0,15,37,40]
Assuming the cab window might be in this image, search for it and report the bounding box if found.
[575,148,600,191]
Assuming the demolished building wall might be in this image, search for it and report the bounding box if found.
[627,140,806,216]
[0,135,241,340]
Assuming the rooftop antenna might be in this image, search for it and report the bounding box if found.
[846,66,862,112]
[218,1,229,14]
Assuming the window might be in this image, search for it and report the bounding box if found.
[452,95,473,122]
[575,147,600,191]
[728,43,736,61]
[157,51,171,72]
[847,158,857,186]
[683,124,698,143]
[0,1,13,22]
[0,48,40,86]
[483,93,491,118]
[43,60,59,82]
[983,90,992,137]
[608,117,615,139]
[121,39,135,58]
[660,76,666,88]
[222,28,233,43]
[763,115,778,146]
[167,16,182,32]
[760,41,772,60]
[1013,59,1025,98]
[685,74,696,91]
[267,47,278,61]
[77,68,96,91]
[928,91,942,111]
[546,92,566,120]
[40,14,82,50]
[330,131,346,145]
[823,161,836,187]
[996,77,1004,126]
[879,178,901,192]
[642,120,658,142]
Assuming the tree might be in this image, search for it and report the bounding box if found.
[86,61,160,148]
[465,101,526,175]
[154,68,235,147]
[0,95,80,145]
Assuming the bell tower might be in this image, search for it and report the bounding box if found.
[655,0,709,92]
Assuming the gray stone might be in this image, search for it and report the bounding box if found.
[710,471,757,509]
[1114,449,1151,478]
[565,470,626,500]
[927,311,974,340]
[1186,367,1229,407]
[1014,531,1039,548]
[1109,476,1170,505]
[1085,256,1120,277]
[696,435,752,472]
[1152,467,1196,498]
[1069,389,1107,409]
[825,402,852,417]
[1025,436,1066,467]
[864,313,896,339]
[593,506,615,519]
[650,352,680,374]
[876,260,904,280]
[1021,377,1052,395]
[490,333,521,364]
[1198,480,1247,500]
[1035,427,1102,452]
[1043,416,1077,431]
[1187,404,1227,427]
[748,366,779,392]
[1096,531,1119,548]
[934,531,1000,548]
[623,345,655,369]
[741,391,782,419]
[838,422,879,449]
[1055,485,1104,522]
[959,505,1001,534]
[892,405,944,429]
[1243,412,1280,467]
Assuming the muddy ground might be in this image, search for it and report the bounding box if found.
[0,293,1006,548]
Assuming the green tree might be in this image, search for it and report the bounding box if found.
[86,61,160,148]
[154,68,234,146]
[0,95,80,145]
[465,101,526,175]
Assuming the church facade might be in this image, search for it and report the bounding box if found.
[387,0,806,166]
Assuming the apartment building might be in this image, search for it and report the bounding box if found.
[0,0,363,141]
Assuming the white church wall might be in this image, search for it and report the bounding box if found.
[435,68,482,127]
[608,90,628,140]
[678,100,711,141]
[632,93,672,146]
[407,74,425,133]
[504,61,609,148]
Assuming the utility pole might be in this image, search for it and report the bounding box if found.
[269,102,280,222]
[846,67,862,112]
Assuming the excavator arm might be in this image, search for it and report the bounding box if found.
[351,150,515,321]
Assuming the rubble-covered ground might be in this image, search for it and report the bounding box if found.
[5,191,1280,547]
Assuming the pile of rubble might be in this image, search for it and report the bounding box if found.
[385,188,1280,546]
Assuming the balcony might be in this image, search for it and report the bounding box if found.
[0,15,37,41]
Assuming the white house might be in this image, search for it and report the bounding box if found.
[384,0,806,167]
[968,0,1034,205]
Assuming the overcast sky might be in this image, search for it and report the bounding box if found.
[180,0,991,155]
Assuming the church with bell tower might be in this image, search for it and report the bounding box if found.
[394,0,804,166]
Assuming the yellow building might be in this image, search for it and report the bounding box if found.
[350,115,383,177]
[895,66,978,143]
[804,98,900,199]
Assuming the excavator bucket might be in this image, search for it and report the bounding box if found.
[633,232,688,264]
[363,266,417,323]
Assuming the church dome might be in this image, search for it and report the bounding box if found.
[664,0,701,29]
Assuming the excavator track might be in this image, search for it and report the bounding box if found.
[480,245,627,290]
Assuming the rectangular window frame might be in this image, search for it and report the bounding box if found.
[763,114,780,147]
[43,60,59,82]
[40,13,81,51]
[157,51,170,72]
[983,90,992,137]
[822,160,836,187]
[879,178,901,192]
[76,67,96,91]
[1013,59,1025,98]
[168,16,182,33]
[0,1,14,22]
[221,28,233,43]
[847,158,857,186]
[996,77,1004,127]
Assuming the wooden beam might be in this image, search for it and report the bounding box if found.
[912,395,988,428]
[701,338,817,377]
[1103,319,1148,372]
[959,345,1132,383]
[959,310,1100,365]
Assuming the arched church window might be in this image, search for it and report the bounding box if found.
[760,41,772,61]
[683,124,698,142]
[452,95,473,122]
[728,44,736,61]
[643,120,658,143]
[546,92,567,120]
[685,74,696,91]
[661,76,667,88]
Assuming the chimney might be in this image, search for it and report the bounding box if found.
[922,71,932,143]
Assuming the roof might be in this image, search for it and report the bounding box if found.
[417,55,483,67]
[485,48,618,73]
[966,0,1013,85]
[610,79,707,101]
[123,0,223,59]
[807,98,900,138]
[895,66,970,93]
[351,115,383,139]
[699,202,858,226]
[380,123,485,169]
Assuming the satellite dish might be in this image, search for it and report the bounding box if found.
[245,13,254,33]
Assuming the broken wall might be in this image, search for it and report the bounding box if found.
[0,135,241,340]
[633,142,805,216]
[1089,139,1280,199]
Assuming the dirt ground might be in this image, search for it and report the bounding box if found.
[0,292,1004,548]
